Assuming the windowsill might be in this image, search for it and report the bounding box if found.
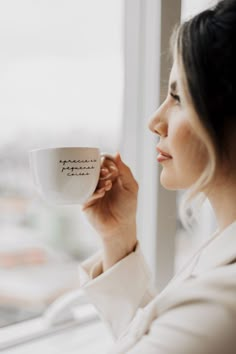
[0,306,112,353]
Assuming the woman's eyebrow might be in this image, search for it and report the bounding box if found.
[170,80,178,93]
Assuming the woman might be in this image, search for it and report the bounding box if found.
[80,0,236,353]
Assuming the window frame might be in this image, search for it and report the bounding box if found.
[122,0,181,291]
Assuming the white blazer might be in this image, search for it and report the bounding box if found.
[79,221,236,353]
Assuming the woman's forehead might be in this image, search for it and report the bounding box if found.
[169,61,180,90]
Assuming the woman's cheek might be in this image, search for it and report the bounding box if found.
[166,121,206,187]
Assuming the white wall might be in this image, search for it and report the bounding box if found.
[182,0,219,20]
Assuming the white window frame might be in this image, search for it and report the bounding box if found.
[121,0,181,291]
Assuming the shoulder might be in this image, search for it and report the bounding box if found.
[114,265,236,354]
[157,262,236,316]
[143,264,236,354]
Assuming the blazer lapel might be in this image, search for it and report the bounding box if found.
[192,220,236,276]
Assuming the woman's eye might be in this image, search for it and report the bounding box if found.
[170,92,180,103]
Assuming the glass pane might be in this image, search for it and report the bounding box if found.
[0,0,124,326]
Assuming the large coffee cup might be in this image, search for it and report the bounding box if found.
[29,147,112,205]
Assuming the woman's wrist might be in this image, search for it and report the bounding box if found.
[101,226,137,271]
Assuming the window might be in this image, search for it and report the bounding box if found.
[0,0,124,327]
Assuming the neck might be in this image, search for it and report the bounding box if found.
[206,175,236,233]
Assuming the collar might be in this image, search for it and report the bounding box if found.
[192,220,236,275]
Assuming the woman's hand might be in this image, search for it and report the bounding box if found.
[82,153,138,270]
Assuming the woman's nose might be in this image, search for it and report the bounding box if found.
[148,103,168,137]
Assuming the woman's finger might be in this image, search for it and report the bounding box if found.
[114,153,138,192]
[82,181,112,210]
[100,168,109,177]
[81,190,106,210]
[101,158,119,173]
[99,163,119,184]
[97,178,112,189]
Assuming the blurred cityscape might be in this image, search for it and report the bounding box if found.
[0,133,118,326]
[0,0,124,326]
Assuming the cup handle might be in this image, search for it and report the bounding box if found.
[100,152,116,163]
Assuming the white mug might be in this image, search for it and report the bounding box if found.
[29,147,113,205]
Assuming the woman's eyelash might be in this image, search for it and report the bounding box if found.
[170,92,180,102]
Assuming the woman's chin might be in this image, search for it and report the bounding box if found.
[160,175,176,190]
[160,170,194,191]
[160,170,181,190]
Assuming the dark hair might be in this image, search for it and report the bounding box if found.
[176,0,236,163]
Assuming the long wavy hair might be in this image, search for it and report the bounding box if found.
[171,0,236,225]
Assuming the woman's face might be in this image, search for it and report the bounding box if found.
[149,60,208,190]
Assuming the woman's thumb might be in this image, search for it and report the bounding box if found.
[114,152,138,190]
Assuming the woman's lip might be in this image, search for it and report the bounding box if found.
[156,147,172,158]
[157,154,172,162]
